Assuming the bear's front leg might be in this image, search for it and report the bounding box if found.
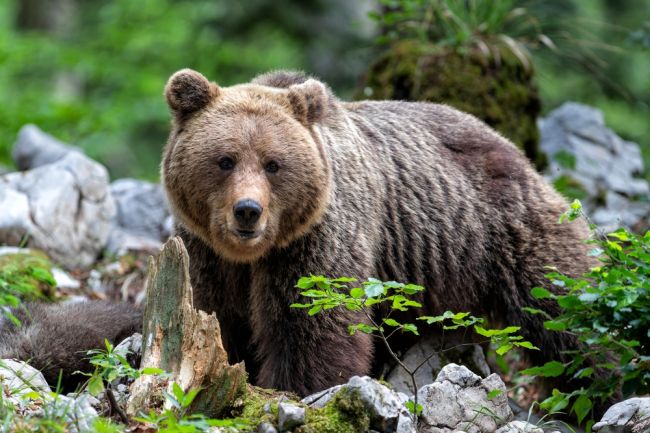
[249,270,374,396]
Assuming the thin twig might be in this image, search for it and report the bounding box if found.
[106,385,129,425]
[361,307,419,427]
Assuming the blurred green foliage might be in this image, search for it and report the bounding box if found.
[0,0,648,180]
[526,0,650,177]
[0,0,372,179]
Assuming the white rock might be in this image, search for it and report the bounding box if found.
[348,376,405,432]
[0,359,51,400]
[539,102,650,230]
[52,267,81,290]
[495,420,544,433]
[44,393,99,433]
[302,376,416,432]
[0,152,115,268]
[593,398,650,433]
[418,364,512,433]
[257,422,278,433]
[12,124,81,170]
[278,402,305,431]
[107,178,171,255]
[302,384,343,408]
[386,336,490,395]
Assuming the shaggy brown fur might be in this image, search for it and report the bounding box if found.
[162,69,594,396]
[0,301,142,390]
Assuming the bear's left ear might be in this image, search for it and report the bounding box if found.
[165,69,219,119]
[287,79,331,126]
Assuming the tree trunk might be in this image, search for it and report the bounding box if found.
[126,236,247,418]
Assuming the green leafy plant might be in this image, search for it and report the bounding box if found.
[0,254,56,325]
[135,382,248,433]
[369,0,553,69]
[292,275,536,426]
[81,339,164,424]
[522,200,649,425]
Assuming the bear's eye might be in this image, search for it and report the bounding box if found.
[218,157,235,171]
[265,160,280,174]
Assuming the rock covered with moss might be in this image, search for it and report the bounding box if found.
[359,40,544,168]
[297,364,514,433]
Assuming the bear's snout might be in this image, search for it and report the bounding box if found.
[233,199,263,228]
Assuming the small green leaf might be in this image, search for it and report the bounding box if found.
[573,394,592,423]
[405,400,423,415]
[515,341,539,350]
[576,367,594,378]
[383,318,401,327]
[544,320,567,331]
[87,374,104,396]
[350,287,365,299]
[402,323,419,335]
[521,361,565,377]
[531,287,553,299]
[496,344,513,355]
[308,306,322,316]
[364,281,385,298]
[486,389,503,400]
[296,277,316,289]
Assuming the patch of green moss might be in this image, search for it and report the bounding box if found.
[0,251,56,301]
[234,386,372,433]
[360,40,546,169]
[553,175,588,201]
[297,389,370,433]
[236,386,293,429]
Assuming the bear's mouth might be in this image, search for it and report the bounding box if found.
[235,229,261,240]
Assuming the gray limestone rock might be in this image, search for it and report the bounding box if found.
[106,178,171,255]
[539,102,650,231]
[0,151,114,268]
[0,359,51,402]
[12,124,81,170]
[494,421,544,433]
[417,364,512,433]
[278,402,305,431]
[386,336,490,395]
[593,398,650,433]
[257,422,278,433]
[302,376,416,433]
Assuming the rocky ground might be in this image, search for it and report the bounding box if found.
[0,103,649,432]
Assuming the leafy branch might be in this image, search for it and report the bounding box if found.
[292,275,537,427]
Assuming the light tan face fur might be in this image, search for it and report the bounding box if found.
[162,70,331,263]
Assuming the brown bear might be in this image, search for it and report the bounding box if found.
[162,68,594,396]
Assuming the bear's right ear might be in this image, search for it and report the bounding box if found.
[165,69,219,118]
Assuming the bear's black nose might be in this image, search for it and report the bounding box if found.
[234,199,262,225]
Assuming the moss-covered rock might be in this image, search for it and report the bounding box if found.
[236,386,371,433]
[360,40,545,169]
[297,388,370,433]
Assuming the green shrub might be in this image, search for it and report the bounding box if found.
[522,201,649,425]
[292,275,535,426]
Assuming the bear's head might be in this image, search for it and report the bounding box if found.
[162,69,333,263]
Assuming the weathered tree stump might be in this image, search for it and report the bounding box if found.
[126,236,247,418]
